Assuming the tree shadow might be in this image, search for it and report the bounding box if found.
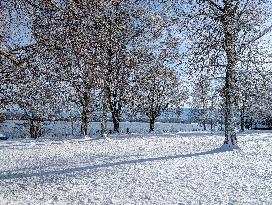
[0,137,105,150]
[0,145,9,149]
[0,145,239,180]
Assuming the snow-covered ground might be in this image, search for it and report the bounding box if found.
[0,120,204,139]
[0,130,271,204]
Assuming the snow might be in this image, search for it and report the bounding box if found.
[0,130,271,204]
[0,120,204,138]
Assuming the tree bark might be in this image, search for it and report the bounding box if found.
[203,120,206,131]
[109,99,122,134]
[80,92,91,138]
[29,119,36,138]
[29,117,42,138]
[101,91,109,138]
[149,117,155,133]
[223,1,238,146]
[224,79,237,145]
[70,118,75,136]
[240,103,245,132]
[81,106,89,138]
[112,111,120,133]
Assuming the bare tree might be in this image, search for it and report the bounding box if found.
[177,0,272,147]
[100,1,131,133]
[135,65,187,132]
[32,1,105,137]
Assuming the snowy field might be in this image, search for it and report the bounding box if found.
[0,130,272,204]
[0,120,204,139]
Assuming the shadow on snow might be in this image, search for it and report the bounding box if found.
[0,145,239,180]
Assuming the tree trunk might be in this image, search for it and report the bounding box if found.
[203,120,206,131]
[224,80,237,146]
[81,106,89,138]
[101,91,109,138]
[81,92,91,138]
[223,57,237,146]
[112,111,120,133]
[71,118,75,136]
[29,119,36,138]
[240,104,245,132]
[29,117,42,138]
[149,117,155,133]
[250,117,253,129]
[223,1,237,146]
[109,99,122,134]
